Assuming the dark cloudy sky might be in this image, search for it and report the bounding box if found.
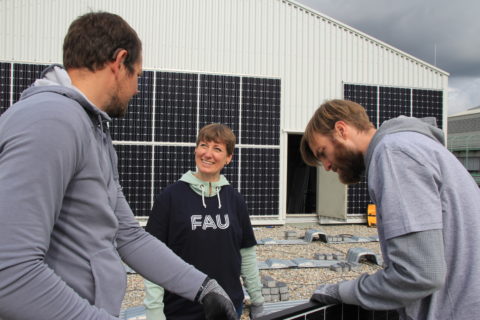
[297,0,480,115]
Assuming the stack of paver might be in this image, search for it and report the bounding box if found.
[313,252,345,261]
[284,230,298,240]
[261,275,289,302]
[314,252,362,272]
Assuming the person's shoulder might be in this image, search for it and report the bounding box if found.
[381,131,439,153]
[11,91,90,128]
[2,93,93,144]
[221,184,237,195]
[223,185,247,205]
[158,180,190,196]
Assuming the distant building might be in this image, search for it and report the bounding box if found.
[448,107,480,186]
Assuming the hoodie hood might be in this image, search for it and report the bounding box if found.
[19,64,111,124]
[180,170,230,208]
[19,64,118,194]
[364,116,445,176]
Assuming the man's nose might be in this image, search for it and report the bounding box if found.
[321,159,332,171]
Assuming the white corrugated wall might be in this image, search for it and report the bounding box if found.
[0,0,448,128]
[0,0,449,222]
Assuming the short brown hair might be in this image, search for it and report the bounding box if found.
[63,12,142,75]
[196,124,236,156]
[300,99,373,166]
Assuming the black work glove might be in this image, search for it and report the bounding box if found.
[310,283,341,305]
[197,278,238,320]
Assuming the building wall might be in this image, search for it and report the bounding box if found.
[0,0,449,128]
[448,109,480,186]
[0,0,449,223]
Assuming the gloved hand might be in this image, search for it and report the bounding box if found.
[310,283,341,306]
[197,278,237,320]
[250,303,266,319]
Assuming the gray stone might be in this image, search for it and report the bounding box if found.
[270,287,279,294]
[280,293,290,301]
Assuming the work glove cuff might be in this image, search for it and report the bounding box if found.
[310,283,341,305]
[196,277,238,320]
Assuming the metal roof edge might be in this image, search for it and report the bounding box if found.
[284,0,449,76]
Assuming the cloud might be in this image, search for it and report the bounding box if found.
[296,0,480,113]
[449,77,480,114]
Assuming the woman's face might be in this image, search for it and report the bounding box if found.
[194,139,232,181]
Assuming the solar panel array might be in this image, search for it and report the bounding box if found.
[344,83,443,215]
[0,62,281,217]
[0,62,11,114]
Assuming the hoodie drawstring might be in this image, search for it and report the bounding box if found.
[216,186,222,209]
[199,184,222,209]
[200,185,207,208]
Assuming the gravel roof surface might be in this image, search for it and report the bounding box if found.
[121,223,382,319]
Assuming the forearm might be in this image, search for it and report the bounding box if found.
[339,230,446,309]
[144,279,166,320]
[240,246,264,304]
[114,195,206,301]
[123,234,206,301]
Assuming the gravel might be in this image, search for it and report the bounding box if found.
[121,223,382,318]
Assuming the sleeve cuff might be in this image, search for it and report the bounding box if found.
[338,279,360,305]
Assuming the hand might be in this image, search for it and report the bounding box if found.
[198,278,238,320]
[310,283,341,306]
[250,303,266,319]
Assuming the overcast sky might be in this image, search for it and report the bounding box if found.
[296,0,480,115]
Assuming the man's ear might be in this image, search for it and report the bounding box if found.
[110,49,128,73]
[334,121,348,140]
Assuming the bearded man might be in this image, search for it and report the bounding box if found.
[301,99,480,320]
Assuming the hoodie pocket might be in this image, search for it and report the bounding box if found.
[90,247,127,316]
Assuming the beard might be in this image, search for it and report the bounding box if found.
[103,90,129,118]
[331,138,365,184]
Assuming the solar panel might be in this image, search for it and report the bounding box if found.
[344,84,443,215]
[155,72,199,143]
[241,77,281,145]
[199,74,240,133]
[240,148,280,216]
[412,89,443,128]
[115,144,153,217]
[379,86,411,123]
[152,145,195,194]
[0,62,11,115]
[1,62,282,217]
[152,144,240,195]
[110,71,154,141]
[344,84,378,215]
[344,84,378,127]
[12,63,46,103]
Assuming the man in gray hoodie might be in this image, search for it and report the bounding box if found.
[300,99,480,320]
[0,12,237,320]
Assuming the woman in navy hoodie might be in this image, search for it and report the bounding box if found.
[144,123,265,320]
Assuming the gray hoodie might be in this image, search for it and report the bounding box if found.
[339,116,480,320]
[0,65,206,320]
[364,116,445,175]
